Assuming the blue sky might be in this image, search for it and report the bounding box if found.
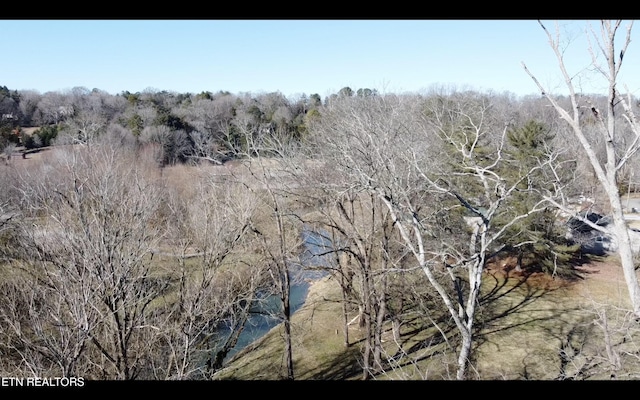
[2,20,639,99]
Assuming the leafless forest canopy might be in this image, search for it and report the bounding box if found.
[1,78,640,380]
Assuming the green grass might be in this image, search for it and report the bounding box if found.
[215,257,640,380]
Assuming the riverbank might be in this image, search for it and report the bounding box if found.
[216,273,364,380]
[217,255,640,380]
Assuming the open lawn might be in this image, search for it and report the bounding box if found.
[216,256,640,380]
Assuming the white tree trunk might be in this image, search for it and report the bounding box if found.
[608,189,640,316]
[524,20,640,318]
[457,328,473,380]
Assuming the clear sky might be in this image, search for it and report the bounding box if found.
[2,20,639,99]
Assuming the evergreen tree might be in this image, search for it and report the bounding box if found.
[499,120,583,278]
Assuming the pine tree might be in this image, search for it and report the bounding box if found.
[499,120,583,278]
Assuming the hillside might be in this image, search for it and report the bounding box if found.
[216,256,640,380]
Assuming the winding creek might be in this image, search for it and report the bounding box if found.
[222,227,333,362]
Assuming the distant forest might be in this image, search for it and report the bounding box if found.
[1,84,635,176]
[0,85,370,165]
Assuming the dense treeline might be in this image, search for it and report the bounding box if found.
[1,84,637,184]
[0,86,327,165]
[2,81,640,380]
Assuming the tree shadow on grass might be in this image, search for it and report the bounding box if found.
[298,267,584,380]
[222,262,599,380]
[297,344,365,380]
[376,267,588,379]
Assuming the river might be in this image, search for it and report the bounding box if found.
[222,227,333,361]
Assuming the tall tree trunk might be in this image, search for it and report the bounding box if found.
[282,268,294,380]
[608,189,640,316]
[524,20,640,318]
[456,327,473,380]
[361,265,373,380]
[211,301,252,372]
[373,290,387,374]
[340,268,350,347]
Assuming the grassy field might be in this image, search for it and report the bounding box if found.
[215,255,640,380]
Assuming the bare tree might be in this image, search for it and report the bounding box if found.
[17,89,41,126]
[34,91,74,126]
[139,125,193,167]
[188,130,224,165]
[523,20,640,318]
[223,121,309,380]
[0,189,20,264]
[6,139,167,379]
[57,109,107,145]
[2,143,16,165]
[297,159,409,379]
[308,91,560,380]
[154,171,267,379]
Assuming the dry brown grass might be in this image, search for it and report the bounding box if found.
[214,274,365,380]
[216,254,640,380]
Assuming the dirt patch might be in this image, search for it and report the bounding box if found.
[486,255,635,309]
[485,255,577,290]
